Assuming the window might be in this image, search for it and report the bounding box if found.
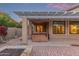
[69,21,79,34]
[32,23,47,33]
[53,21,65,34]
[36,25,45,32]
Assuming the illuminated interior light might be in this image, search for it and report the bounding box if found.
[70,25,77,34]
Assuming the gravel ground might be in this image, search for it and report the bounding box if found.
[32,46,79,56]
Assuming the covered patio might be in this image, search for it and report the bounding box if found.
[14,11,79,45]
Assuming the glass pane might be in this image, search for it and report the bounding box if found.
[70,25,77,34]
[36,25,44,32]
[69,21,79,34]
[53,21,65,34]
[32,23,47,33]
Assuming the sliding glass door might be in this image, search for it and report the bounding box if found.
[53,21,65,34]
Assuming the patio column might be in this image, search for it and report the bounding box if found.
[65,19,68,39]
[28,21,32,39]
[65,19,69,39]
[22,17,28,45]
[49,20,52,39]
[67,19,69,39]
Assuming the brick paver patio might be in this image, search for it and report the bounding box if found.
[32,46,79,56]
[0,38,79,56]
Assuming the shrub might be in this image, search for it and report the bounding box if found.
[16,23,22,28]
[0,26,7,36]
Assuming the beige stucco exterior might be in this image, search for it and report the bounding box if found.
[68,7,79,12]
[16,11,79,44]
[21,18,79,43]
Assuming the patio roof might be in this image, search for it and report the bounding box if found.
[14,11,79,18]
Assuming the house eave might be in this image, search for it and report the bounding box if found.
[14,11,79,19]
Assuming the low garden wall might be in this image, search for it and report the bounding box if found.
[5,27,22,40]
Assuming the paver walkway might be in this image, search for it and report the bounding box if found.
[0,38,79,56]
[0,37,79,47]
[32,46,79,56]
[0,38,21,48]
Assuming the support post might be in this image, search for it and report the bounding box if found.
[22,17,28,45]
[49,19,52,39]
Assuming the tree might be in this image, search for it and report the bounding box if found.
[16,23,22,28]
[0,12,17,27]
[0,12,22,28]
[7,21,17,27]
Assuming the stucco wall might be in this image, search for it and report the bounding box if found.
[69,7,79,12]
[5,27,22,40]
[28,19,79,41]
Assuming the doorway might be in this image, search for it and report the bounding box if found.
[31,21,49,42]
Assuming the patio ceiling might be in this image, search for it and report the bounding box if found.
[14,11,79,18]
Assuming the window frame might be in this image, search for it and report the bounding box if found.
[52,21,65,34]
[32,22,48,33]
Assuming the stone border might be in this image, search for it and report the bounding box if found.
[21,46,32,56]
